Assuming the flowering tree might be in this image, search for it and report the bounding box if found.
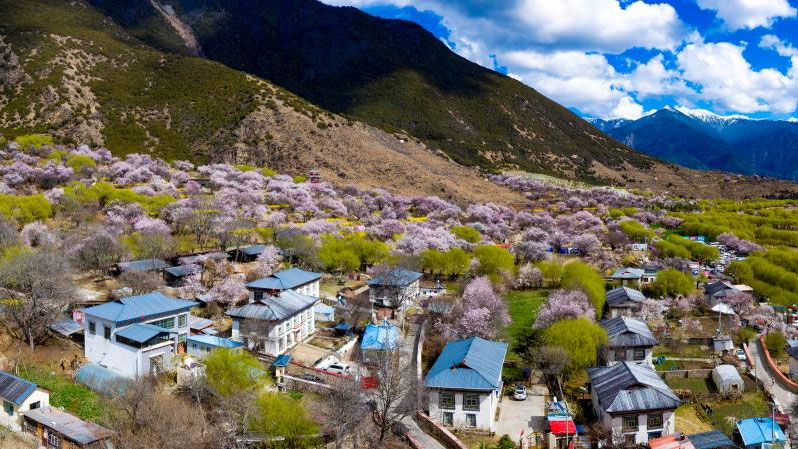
[534,290,595,329]
[177,273,206,300]
[448,277,510,339]
[252,245,281,278]
[716,232,763,255]
[206,274,248,306]
[20,221,56,248]
[516,264,543,289]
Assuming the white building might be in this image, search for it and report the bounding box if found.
[82,292,197,378]
[227,290,318,356]
[588,362,681,444]
[425,337,507,432]
[0,370,50,431]
[368,268,422,309]
[246,268,321,300]
[600,316,658,367]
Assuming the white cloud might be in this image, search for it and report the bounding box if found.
[697,0,796,30]
[760,34,798,57]
[676,42,798,113]
[620,54,692,99]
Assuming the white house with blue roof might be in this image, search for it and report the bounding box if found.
[0,370,49,431]
[368,268,422,309]
[425,337,507,432]
[82,292,197,378]
[246,267,322,300]
[187,334,243,358]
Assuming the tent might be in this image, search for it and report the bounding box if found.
[711,303,736,316]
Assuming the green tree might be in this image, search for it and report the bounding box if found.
[474,245,514,276]
[0,194,52,224]
[420,248,470,277]
[66,154,97,173]
[561,261,605,318]
[649,269,694,297]
[619,220,654,243]
[765,330,787,357]
[348,236,388,267]
[451,225,481,243]
[249,392,319,448]
[543,318,607,369]
[495,434,516,449]
[14,134,53,149]
[535,260,563,287]
[204,348,269,397]
[726,260,754,284]
[317,235,359,273]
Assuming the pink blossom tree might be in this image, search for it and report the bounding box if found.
[206,274,248,307]
[534,290,595,329]
[516,264,543,289]
[451,277,509,338]
[252,245,281,278]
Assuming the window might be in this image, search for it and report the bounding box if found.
[647,413,663,429]
[439,392,455,410]
[463,394,480,411]
[623,415,638,432]
[103,326,111,340]
[3,400,13,416]
[254,291,263,301]
[616,349,627,361]
[633,348,646,361]
[150,317,175,329]
[442,412,454,426]
[179,333,187,344]
[178,314,187,327]
[191,343,197,350]
[29,401,40,410]
[465,413,477,427]
[46,431,60,448]
[88,321,96,335]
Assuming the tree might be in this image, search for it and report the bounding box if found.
[618,220,654,243]
[726,260,754,284]
[451,225,481,243]
[536,260,563,287]
[649,269,694,297]
[69,228,127,275]
[765,330,787,357]
[206,274,247,307]
[318,235,360,274]
[119,270,164,295]
[561,261,605,318]
[420,248,470,278]
[249,393,319,448]
[473,245,514,276]
[204,348,269,397]
[0,248,74,350]
[543,318,607,369]
[252,245,281,278]
[370,349,419,442]
[534,290,595,329]
[451,276,510,339]
[516,264,543,289]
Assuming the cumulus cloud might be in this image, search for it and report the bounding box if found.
[760,34,798,57]
[697,0,796,30]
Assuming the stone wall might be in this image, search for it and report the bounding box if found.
[416,411,469,449]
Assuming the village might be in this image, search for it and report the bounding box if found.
[0,142,793,449]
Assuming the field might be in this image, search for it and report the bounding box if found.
[504,289,547,344]
[17,364,107,421]
[665,377,713,394]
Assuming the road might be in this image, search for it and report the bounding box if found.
[747,339,796,411]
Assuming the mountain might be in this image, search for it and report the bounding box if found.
[591,107,798,181]
[84,0,658,181]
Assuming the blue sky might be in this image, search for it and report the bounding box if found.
[322,0,798,120]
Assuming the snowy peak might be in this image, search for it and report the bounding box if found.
[666,106,750,131]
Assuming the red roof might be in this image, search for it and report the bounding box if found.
[548,419,576,435]
[649,435,695,449]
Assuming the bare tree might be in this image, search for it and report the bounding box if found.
[323,377,375,449]
[135,231,177,260]
[68,228,127,276]
[370,349,418,442]
[0,248,74,350]
[119,270,164,295]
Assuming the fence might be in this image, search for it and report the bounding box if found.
[758,333,798,394]
[416,412,469,449]
[661,369,713,379]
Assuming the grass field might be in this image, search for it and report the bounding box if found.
[504,289,547,344]
[707,391,770,433]
[17,364,106,421]
[675,404,713,434]
[666,377,714,394]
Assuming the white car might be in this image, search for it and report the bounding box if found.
[326,363,352,376]
[736,348,747,361]
[514,385,527,401]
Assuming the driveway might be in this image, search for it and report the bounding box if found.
[747,338,796,411]
[494,384,547,440]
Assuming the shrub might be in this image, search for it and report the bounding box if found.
[0,194,52,224]
[14,134,53,149]
[765,330,787,357]
[474,245,514,276]
[451,225,481,243]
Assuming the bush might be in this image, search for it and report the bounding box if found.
[649,269,694,297]
[474,245,514,276]
[561,261,605,318]
[66,154,97,173]
[0,194,52,224]
[14,134,53,149]
[451,225,481,243]
[293,175,307,183]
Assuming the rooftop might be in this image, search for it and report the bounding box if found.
[687,430,733,449]
[115,323,173,344]
[189,315,215,331]
[367,268,423,287]
[600,316,658,347]
[0,370,38,405]
[117,259,171,272]
[227,290,318,321]
[82,292,197,325]
[610,268,645,280]
[187,334,243,349]
[605,286,646,307]
[425,337,507,391]
[23,406,114,444]
[361,322,399,351]
[588,361,680,413]
[704,281,738,296]
[736,418,786,446]
[164,264,202,277]
[179,252,228,265]
[246,267,322,291]
[50,319,83,336]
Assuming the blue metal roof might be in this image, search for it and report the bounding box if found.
[246,267,322,290]
[83,292,197,325]
[0,370,37,405]
[424,337,508,390]
[187,335,242,349]
[117,259,171,272]
[226,290,317,321]
[189,315,215,331]
[335,322,353,331]
[115,323,173,343]
[316,304,335,315]
[688,431,733,449]
[361,322,399,351]
[737,418,786,446]
[610,268,645,279]
[272,354,291,367]
[241,244,266,256]
[164,264,202,277]
[368,268,422,287]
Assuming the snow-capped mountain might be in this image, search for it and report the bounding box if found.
[588,107,798,181]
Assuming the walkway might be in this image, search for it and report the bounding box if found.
[747,338,796,411]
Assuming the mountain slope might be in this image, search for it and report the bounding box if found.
[594,108,798,181]
[86,0,656,181]
[0,0,523,204]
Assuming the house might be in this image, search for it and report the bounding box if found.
[420,280,446,297]
[178,251,228,266]
[787,347,798,379]
[163,264,202,287]
[642,266,660,284]
[588,361,681,444]
[227,290,318,356]
[246,267,322,299]
[704,281,740,303]
[82,292,197,378]
[314,303,336,322]
[116,258,171,274]
[734,418,786,449]
[688,430,734,449]
[605,286,647,318]
[368,268,422,309]
[711,365,744,394]
[610,268,645,287]
[188,315,217,335]
[361,321,399,361]
[22,406,114,449]
[425,337,507,432]
[599,316,658,366]
[0,371,50,431]
[187,334,243,357]
[230,244,267,262]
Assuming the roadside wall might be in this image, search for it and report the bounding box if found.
[758,333,798,393]
[416,412,469,449]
